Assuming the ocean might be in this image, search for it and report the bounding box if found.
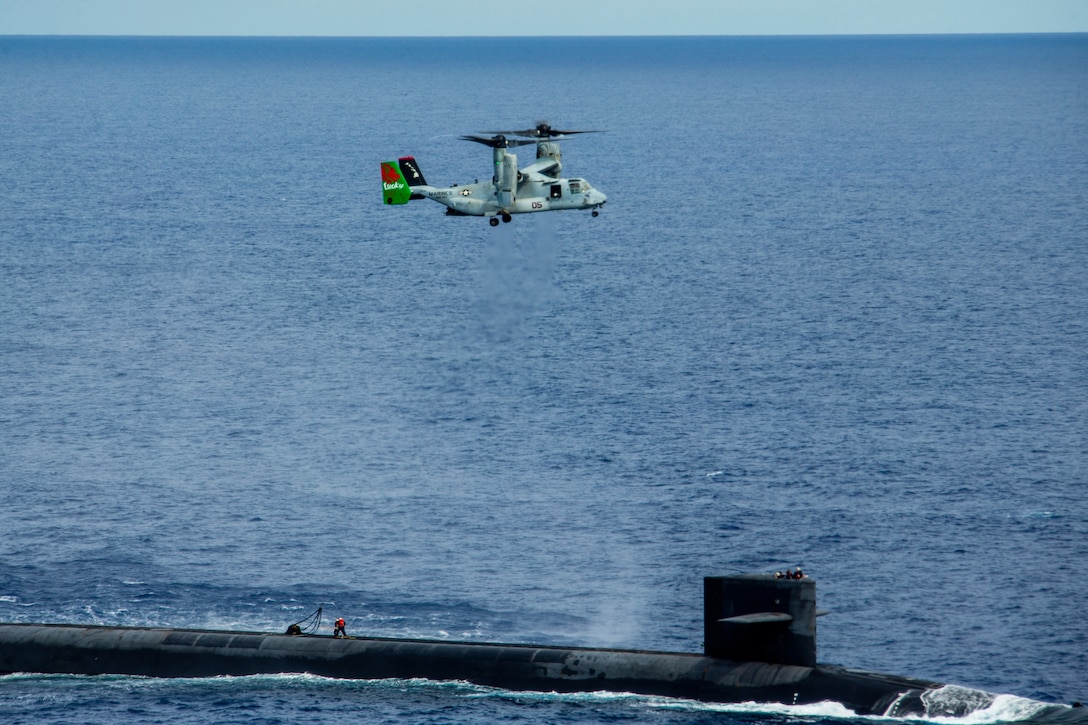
[0,34,1085,724]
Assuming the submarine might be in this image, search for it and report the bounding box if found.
[1,574,1085,721]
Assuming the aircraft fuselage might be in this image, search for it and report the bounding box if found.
[416,176,606,217]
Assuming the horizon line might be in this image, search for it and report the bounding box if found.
[4,31,1087,39]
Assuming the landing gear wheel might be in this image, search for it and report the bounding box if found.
[591,210,599,217]
[489,217,499,227]
[501,213,512,223]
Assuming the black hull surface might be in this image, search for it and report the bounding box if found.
[5,575,1085,722]
[0,622,936,716]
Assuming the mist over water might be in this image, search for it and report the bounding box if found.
[1,34,1087,723]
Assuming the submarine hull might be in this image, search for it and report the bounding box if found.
[7,575,1085,721]
[0,622,937,716]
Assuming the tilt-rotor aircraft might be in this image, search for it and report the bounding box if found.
[381,123,607,226]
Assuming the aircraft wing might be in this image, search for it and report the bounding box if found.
[518,156,560,177]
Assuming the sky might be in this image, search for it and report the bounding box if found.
[2,0,1087,36]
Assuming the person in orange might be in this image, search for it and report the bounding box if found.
[333,618,347,638]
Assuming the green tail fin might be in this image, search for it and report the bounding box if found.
[381,160,412,205]
[382,157,428,205]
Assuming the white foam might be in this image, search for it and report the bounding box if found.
[0,671,1066,722]
[917,687,1051,724]
[463,684,1065,724]
[462,686,862,716]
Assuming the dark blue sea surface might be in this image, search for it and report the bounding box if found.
[1,34,1086,723]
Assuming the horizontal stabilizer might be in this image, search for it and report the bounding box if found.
[718,612,793,625]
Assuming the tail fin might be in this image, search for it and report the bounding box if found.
[398,157,427,187]
[381,157,427,205]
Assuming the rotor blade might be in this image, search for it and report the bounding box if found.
[459,135,536,148]
[480,125,604,138]
[545,129,603,136]
[460,134,500,146]
[479,129,536,137]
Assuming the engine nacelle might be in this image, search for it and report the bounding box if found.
[536,141,562,176]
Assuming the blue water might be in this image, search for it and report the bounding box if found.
[1,34,1086,723]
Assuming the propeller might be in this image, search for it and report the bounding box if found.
[480,122,604,139]
[459,134,536,149]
